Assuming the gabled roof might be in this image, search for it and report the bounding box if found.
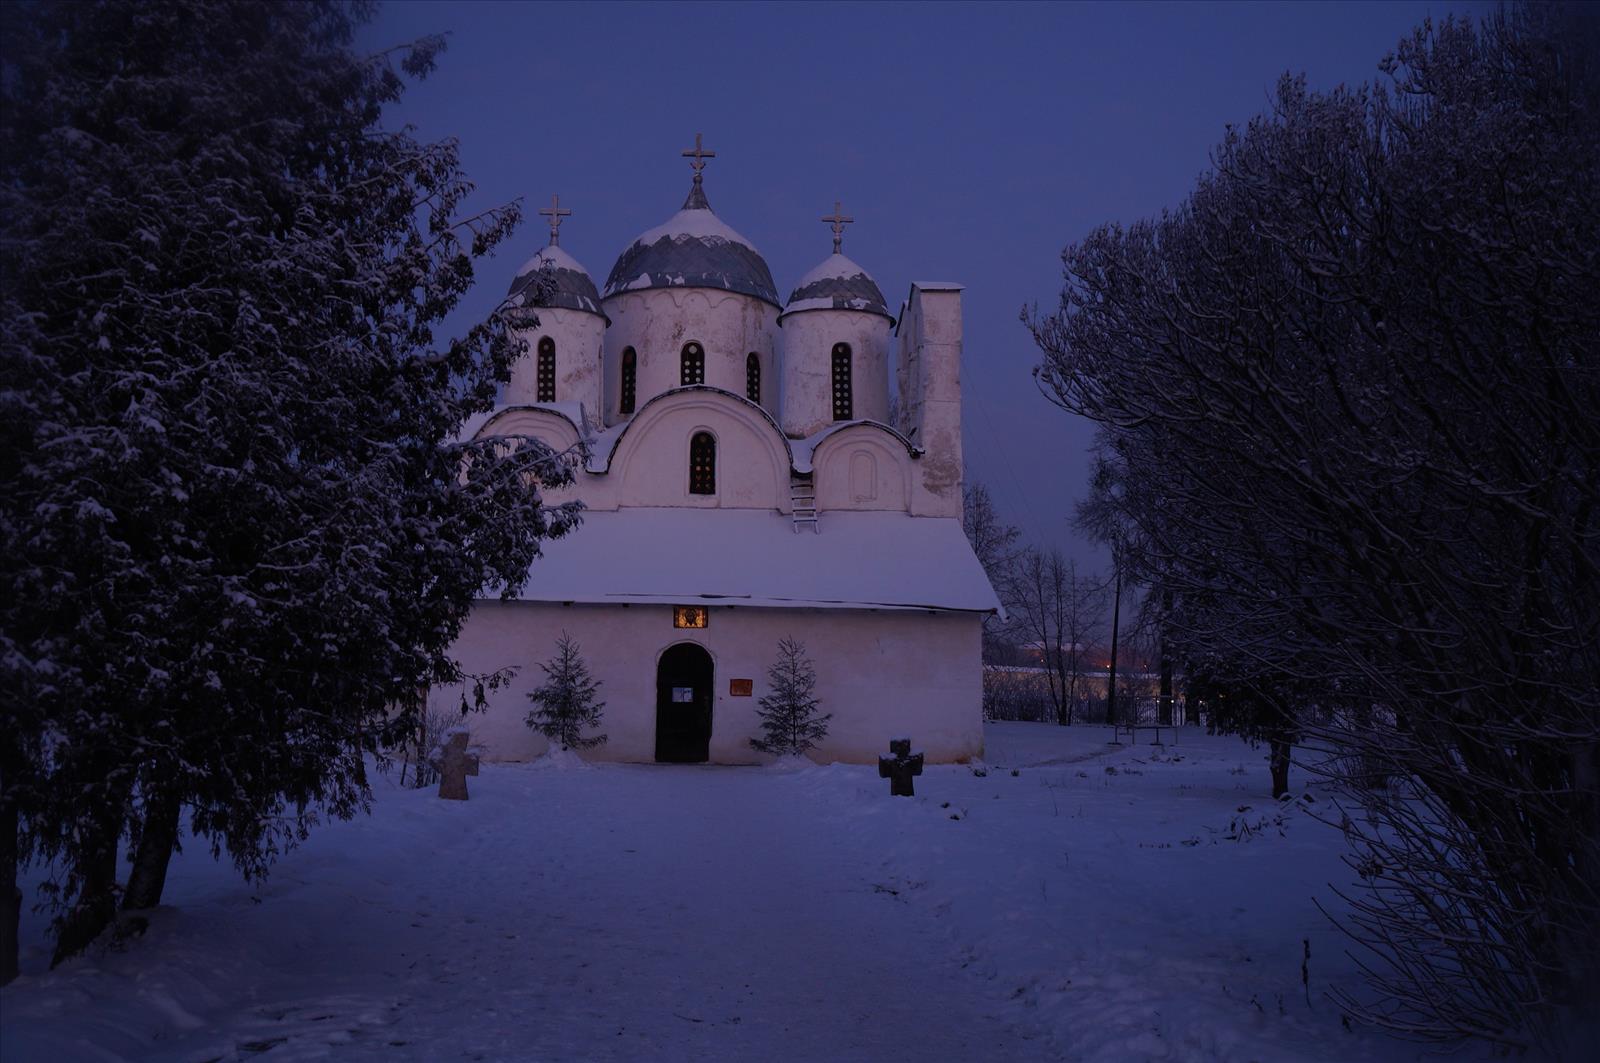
[503,508,1001,615]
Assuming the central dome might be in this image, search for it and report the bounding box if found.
[602,184,780,308]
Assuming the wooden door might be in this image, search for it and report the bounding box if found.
[655,642,712,763]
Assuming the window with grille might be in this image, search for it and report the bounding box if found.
[620,347,637,414]
[831,343,852,420]
[689,431,716,495]
[681,342,705,386]
[746,353,761,403]
[536,336,556,402]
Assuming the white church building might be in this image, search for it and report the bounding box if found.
[438,138,1000,765]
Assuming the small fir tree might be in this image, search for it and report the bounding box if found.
[750,637,831,757]
[525,633,607,750]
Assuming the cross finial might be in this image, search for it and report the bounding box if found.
[682,132,716,185]
[821,200,855,255]
[538,194,572,247]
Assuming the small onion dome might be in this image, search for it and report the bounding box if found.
[601,183,780,308]
[507,244,605,318]
[779,252,891,322]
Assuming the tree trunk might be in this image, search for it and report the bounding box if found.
[123,792,180,911]
[1,796,19,986]
[50,806,122,967]
[1269,736,1292,799]
[1066,658,1078,727]
[1105,566,1122,727]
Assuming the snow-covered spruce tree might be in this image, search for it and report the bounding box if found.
[0,0,579,974]
[1027,4,1598,1049]
[750,638,831,757]
[524,632,607,751]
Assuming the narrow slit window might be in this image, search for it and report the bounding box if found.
[831,343,852,420]
[746,353,761,403]
[620,347,637,414]
[681,342,705,386]
[689,431,716,495]
[537,336,556,402]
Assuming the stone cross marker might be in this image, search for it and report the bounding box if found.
[429,728,480,801]
[878,737,924,797]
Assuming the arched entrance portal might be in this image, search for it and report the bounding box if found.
[656,643,713,763]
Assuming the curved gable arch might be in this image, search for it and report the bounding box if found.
[812,423,915,513]
[476,405,584,455]
[608,387,791,510]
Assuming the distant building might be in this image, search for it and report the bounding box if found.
[435,138,1000,764]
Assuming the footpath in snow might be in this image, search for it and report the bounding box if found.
[2,723,1487,1062]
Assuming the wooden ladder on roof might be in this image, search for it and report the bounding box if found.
[790,472,818,533]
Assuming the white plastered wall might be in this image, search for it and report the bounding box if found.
[895,286,964,519]
[607,393,789,510]
[601,288,779,425]
[505,308,607,429]
[811,427,912,513]
[475,391,792,514]
[435,601,984,765]
[776,309,891,437]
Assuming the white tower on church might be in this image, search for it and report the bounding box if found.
[778,201,893,438]
[504,194,608,430]
[599,134,781,425]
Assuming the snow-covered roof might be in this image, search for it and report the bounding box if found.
[780,252,891,321]
[601,184,780,308]
[508,244,606,320]
[506,508,1001,614]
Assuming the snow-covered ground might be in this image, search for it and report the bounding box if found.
[2,724,1485,1062]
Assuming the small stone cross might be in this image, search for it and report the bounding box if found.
[821,200,854,254]
[539,193,571,247]
[878,737,924,798]
[429,728,480,801]
[682,132,716,184]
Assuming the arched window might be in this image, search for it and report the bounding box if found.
[689,431,716,495]
[620,347,637,415]
[681,342,705,386]
[746,353,761,404]
[537,336,556,402]
[831,343,853,420]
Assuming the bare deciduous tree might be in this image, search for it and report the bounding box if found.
[1027,4,1600,1050]
[963,481,1020,660]
[1005,548,1105,726]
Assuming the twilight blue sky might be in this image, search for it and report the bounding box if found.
[364,0,1484,569]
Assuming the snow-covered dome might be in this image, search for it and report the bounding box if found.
[508,244,605,318]
[602,184,780,308]
[780,252,891,321]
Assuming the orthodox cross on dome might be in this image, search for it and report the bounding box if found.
[539,194,572,247]
[821,200,855,254]
[682,132,716,185]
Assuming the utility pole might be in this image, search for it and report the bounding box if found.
[1105,561,1122,730]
